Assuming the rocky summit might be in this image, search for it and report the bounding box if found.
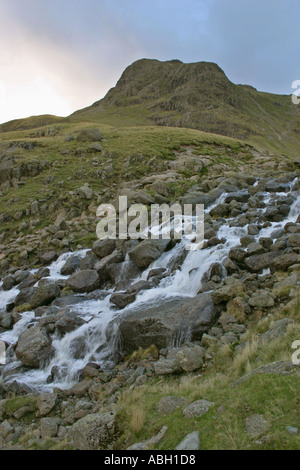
[0,59,300,451]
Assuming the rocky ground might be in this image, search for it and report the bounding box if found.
[0,130,300,449]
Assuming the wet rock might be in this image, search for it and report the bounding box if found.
[224,190,250,204]
[110,292,136,309]
[39,251,58,265]
[119,293,220,352]
[55,310,85,335]
[35,267,50,280]
[209,203,231,218]
[129,239,171,268]
[61,255,81,275]
[29,284,61,308]
[77,253,95,272]
[67,269,100,293]
[94,251,124,283]
[92,239,116,259]
[126,280,153,295]
[15,326,53,368]
[147,267,167,280]
[265,180,290,192]
[2,275,17,291]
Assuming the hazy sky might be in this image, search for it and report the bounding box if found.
[0,0,298,124]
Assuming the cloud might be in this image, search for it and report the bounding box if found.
[0,0,298,123]
[0,0,147,123]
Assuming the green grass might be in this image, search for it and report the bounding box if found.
[0,123,251,252]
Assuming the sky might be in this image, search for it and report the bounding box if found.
[0,0,299,124]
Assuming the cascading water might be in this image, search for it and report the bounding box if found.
[0,178,299,391]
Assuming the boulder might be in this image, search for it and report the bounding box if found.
[94,251,124,282]
[244,251,284,273]
[67,270,100,293]
[210,203,231,218]
[92,239,116,259]
[55,310,85,335]
[70,412,115,450]
[110,292,136,309]
[129,239,171,268]
[61,255,81,275]
[29,284,61,308]
[158,396,187,415]
[15,327,53,368]
[39,251,58,265]
[77,128,102,142]
[183,400,214,419]
[248,290,275,308]
[36,393,58,417]
[175,344,205,372]
[2,275,17,291]
[270,253,299,273]
[119,293,221,352]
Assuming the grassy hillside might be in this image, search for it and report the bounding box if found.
[71,59,300,158]
[1,59,299,158]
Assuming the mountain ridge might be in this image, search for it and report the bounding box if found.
[1,58,299,157]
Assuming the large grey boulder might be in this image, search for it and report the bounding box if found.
[61,255,81,275]
[183,400,214,418]
[77,128,102,142]
[15,327,53,368]
[270,253,299,273]
[129,239,171,268]
[119,293,221,352]
[92,239,116,259]
[29,283,61,308]
[158,396,187,415]
[67,270,100,293]
[249,290,275,308]
[244,251,284,273]
[70,412,115,450]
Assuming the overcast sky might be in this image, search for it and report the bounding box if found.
[0,0,298,124]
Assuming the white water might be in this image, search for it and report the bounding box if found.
[0,179,299,391]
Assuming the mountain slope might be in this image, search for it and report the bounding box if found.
[71,58,300,157]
